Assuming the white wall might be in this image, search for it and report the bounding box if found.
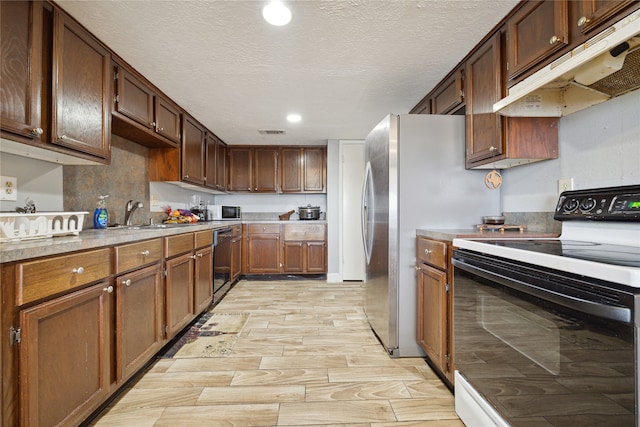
[326,140,340,281]
[502,90,640,212]
[0,152,63,211]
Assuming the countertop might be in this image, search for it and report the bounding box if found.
[416,228,560,242]
[0,219,328,263]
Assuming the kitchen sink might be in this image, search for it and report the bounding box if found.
[107,223,173,230]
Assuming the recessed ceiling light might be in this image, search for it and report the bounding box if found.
[262,1,291,26]
[287,113,301,123]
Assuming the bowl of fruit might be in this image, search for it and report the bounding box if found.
[163,207,200,224]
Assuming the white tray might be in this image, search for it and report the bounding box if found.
[0,211,88,242]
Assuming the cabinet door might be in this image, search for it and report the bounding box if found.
[416,264,448,378]
[283,242,304,273]
[0,1,43,140]
[20,282,112,427]
[216,140,227,191]
[205,133,218,190]
[577,0,635,34]
[431,69,464,114]
[51,10,111,160]
[115,67,154,131]
[306,241,327,273]
[302,147,326,193]
[253,147,279,192]
[280,147,303,193]
[247,234,281,273]
[181,115,205,185]
[230,234,242,281]
[154,95,181,145]
[507,1,568,82]
[228,147,252,192]
[194,246,213,313]
[165,253,194,339]
[465,32,503,166]
[116,264,163,382]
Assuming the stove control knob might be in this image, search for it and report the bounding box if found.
[563,198,579,213]
[579,198,596,212]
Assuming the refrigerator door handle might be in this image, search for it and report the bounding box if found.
[362,161,373,264]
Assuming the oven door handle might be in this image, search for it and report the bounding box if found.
[453,259,631,324]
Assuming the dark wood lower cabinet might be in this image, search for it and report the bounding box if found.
[165,253,195,339]
[19,281,113,427]
[194,245,213,314]
[116,264,163,383]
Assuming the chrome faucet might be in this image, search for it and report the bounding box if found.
[124,200,143,225]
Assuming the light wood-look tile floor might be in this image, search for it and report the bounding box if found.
[90,280,463,426]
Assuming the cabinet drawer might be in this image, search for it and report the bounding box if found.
[231,224,241,236]
[247,223,280,234]
[417,238,448,270]
[115,238,162,273]
[17,248,111,305]
[165,233,194,258]
[195,230,213,248]
[283,223,326,241]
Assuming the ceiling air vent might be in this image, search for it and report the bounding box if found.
[258,129,286,135]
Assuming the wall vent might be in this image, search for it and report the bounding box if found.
[258,129,286,135]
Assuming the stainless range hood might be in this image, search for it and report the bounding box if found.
[494,9,640,117]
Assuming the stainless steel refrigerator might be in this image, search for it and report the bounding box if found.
[361,114,500,357]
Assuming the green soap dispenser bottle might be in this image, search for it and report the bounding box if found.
[93,195,109,229]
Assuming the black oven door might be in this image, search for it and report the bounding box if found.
[213,228,232,302]
[453,249,638,427]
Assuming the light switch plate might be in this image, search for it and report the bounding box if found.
[0,176,18,201]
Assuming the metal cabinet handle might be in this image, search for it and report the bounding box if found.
[141,250,150,256]
[424,249,432,255]
[158,127,164,132]
[197,253,204,258]
[549,35,561,44]
[489,146,497,152]
[190,255,197,259]
[577,16,590,27]
[103,285,114,293]
[415,266,421,271]
[72,267,85,274]
[58,135,68,141]
[184,174,190,179]
[122,279,131,287]
[31,127,43,136]
[150,121,156,127]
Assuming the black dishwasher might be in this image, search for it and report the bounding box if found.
[213,227,232,303]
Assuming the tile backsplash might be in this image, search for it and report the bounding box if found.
[63,135,150,227]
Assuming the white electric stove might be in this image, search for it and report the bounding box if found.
[452,184,640,427]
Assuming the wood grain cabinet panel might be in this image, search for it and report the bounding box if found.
[576,0,636,35]
[280,147,326,193]
[431,69,464,114]
[114,238,162,274]
[165,252,194,339]
[0,1,43,141]
[17,248,111,305]
[415,237,453,387]
[51,9,111,161]
[116,264,163,383]
[282,223,327,274]
[19,282,112,427]
[507,0,568,82]
[181,114,206,185]
[244,224,282,274]
[228,147,253,192]
[194,234,213,313]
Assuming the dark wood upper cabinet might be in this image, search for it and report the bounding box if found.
[112,64,181,148]
[227,146,278,193]
[227,147,253,192]
[465,32,504,165]
[0,1,43,141]
[465,31,558,169]
[280,147,326,193]
[431,69,465,114]
[51,9,111,160]
[181,115,206,185]
[507,0,569,82]
[576,0,636,35]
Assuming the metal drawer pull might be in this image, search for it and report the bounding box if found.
[72,267,85,274]
[424,249,432,255]
[549,35,561,44]
[103,285,114,293]
[577,16,590,27]
[31,127,43,136]
[141,250,150,256]
[122,279,131,287]
[197,253,204,258]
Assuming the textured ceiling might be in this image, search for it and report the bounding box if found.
[55,0,519,146]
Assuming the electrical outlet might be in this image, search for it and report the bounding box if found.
[0,176,18,201]
[151,194,160,207]
[558,177,574,194]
